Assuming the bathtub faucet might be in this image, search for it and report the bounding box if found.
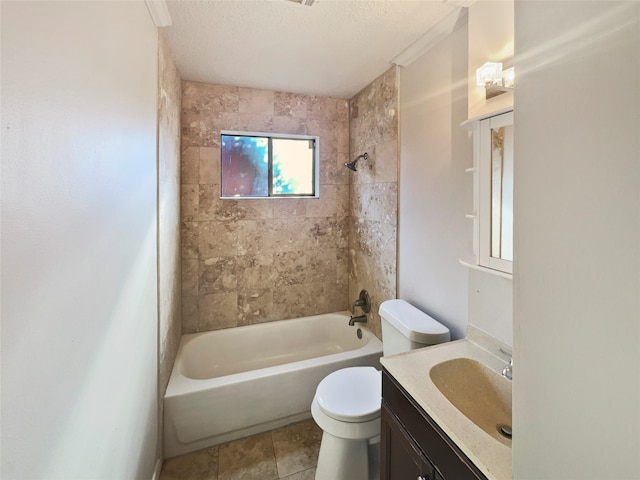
[351,289,371,315]
[348,315,368,326]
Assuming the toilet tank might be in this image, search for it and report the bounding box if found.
[379,299,450,356]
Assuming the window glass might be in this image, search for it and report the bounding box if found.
[221,135,268,197]
[272,138,314,195]
[221,132,318,198]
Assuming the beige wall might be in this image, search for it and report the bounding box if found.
[348,67,399,339]
[180,82,350,332]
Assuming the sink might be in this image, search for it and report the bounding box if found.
[429,358,512,446]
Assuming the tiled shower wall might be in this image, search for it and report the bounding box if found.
[348,67,399,339]
[158,33,183,463]
[158,33,182,394]
[180,82,350,333]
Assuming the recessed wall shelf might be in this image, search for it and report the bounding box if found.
[458,258,512,280]
[460,106,514,130]
[460,109,514,276]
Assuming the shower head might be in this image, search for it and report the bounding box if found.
[344,153,368,172]
[345,161,357,172]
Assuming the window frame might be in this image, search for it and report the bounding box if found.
[220,130,320,199]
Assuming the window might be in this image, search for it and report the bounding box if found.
[220,131,319,198]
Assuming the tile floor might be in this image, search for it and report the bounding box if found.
[160,419,322,480]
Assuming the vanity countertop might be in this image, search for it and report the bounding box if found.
[380,332,513,480]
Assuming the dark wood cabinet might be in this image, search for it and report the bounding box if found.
[381,370,487,480]
[381,403,437,480]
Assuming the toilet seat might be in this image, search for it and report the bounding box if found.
[315,367,381,422]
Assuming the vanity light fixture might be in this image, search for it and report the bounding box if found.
[476,62,514,99]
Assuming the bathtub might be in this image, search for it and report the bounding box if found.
[164,310,383,457]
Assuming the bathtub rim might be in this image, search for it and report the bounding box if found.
[165,310,382,398]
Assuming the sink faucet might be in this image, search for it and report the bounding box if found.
[502,358,513,380]
[348,314,367,326]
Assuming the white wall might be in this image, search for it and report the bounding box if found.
[464,0,515,346]
[1,2,160,478]
[468,269,512,346]
[398,15,472,340]
[468,0,514,120]
[513,2,640,478]
[398,11,514,345]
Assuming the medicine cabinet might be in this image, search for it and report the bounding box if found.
[460,109,513,278]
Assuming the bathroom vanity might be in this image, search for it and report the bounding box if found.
[381,370,486,480]
[380,331,512,480]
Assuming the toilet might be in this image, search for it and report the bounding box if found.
[311,299,451,480]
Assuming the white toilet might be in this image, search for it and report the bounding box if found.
[311,299,451,480]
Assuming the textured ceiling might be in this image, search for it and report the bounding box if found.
[162,0,458,99]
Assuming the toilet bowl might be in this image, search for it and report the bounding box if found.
[311,367,381,480]
[311,299,451,480]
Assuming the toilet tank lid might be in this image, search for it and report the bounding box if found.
[379,299,450,344]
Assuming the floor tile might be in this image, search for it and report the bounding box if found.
[218,431,279,480]
[280,468,316,480]
[272,419,323,478]
[159,420,322,480]
[159,446,219,480]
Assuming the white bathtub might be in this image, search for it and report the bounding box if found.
[164,311,383,457]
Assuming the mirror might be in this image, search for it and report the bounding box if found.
[490,123,514,262]
[479,111,513,274]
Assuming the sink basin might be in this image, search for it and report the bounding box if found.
[429,358,512,446]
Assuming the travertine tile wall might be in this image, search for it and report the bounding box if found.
[158,33,182,394]
[180,82,350,333]
[348,67,399,339]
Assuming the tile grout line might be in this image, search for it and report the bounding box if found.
[271,429,279,480]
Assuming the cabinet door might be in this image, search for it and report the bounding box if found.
[381,403,436,480]
[382,370,487,480]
